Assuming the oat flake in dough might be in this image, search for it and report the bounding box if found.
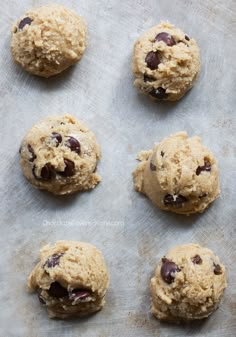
[11,4,87,77]
[150,243,227,322]
[28,241,110,319]
[133,132,220,215]
[20,114,101,195]
[132,22,201,101]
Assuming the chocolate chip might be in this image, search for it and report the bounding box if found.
[185,35,190,41]
[164,194,187,206]
[19,146,22,154]
[192,255,202,264]
[59,159,75,177]
[145,51,161,70]
[149,87,168,99]
[41,163,55,180]
[150,162,157,171]
[48,282,68,298]
[214,264,223,275]
[65,136,81,155]
[44,253,64,268]
[18,17,33,30]
[51,132,62,146]
[28,144,36,162]
[196,160,211,176]
[161,151,165,157]
[164,194,174,205]
[69,289,91,302]
[161,258,180,284]
[144,74,156,82]
[155,32,176,46]
[175,195,188,205]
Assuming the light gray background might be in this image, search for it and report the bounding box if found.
[0,0,236,336]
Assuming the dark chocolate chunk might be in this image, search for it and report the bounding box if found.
[185,35,190,41]
[149,87,168,99]
[48,282,68,298]
[59,159,75,177]
[18,17,33,30]
[145,51,161,70]
[196,160,211,176]
[28,144,36,162]
[164,194,187,206]
[44,253,64,268]
[161,258,180,284]
[69,289,91,302]
[192,255,202,264]
[51,132,62,146]
[155,32,176,46]
[214,263,223,275]
[175,195,188,205]
[65,136,81,155]
[150,162,157,171]
[41,163,55,180]
[164,194,174,205]
[161,151,165,157]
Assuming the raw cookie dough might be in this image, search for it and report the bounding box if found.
[150,243,227,322]
[20,114,101,195]
[132,22,200,101]
[28,241,110,319]
[133,132,220,215]
[11,4,87,77]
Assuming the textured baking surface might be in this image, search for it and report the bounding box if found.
[0,0,235,336]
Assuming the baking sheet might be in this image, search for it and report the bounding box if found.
[0,0,236,336]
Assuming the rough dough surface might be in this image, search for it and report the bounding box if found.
[150,243,227,322]
[28,241,109,319]
[133,132,220,215]
[20,114,101,195]
[11,4,87,77]
[132,22,200,101]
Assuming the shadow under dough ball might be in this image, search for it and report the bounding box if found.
[11,4,87,77]
[133,131,220,215]
[28,241,110,319]
[150,243,227,322]
[132,22,201,101]
[19,114,101,195]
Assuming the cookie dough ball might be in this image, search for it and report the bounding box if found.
[133,132,220,215]
[20,114,101,195]
[132,22,200,101]
[11,4,87,77]
[150,244,227,322]
[28,241,110,319]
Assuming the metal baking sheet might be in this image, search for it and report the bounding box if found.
[0,0,236,336]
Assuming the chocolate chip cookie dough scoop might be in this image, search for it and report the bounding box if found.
[133,132,220,215]
[132,22,200,101]
[150,244,227,322]
[28,241,109,319]
[19,114,101,195]
[11,4,87,77]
